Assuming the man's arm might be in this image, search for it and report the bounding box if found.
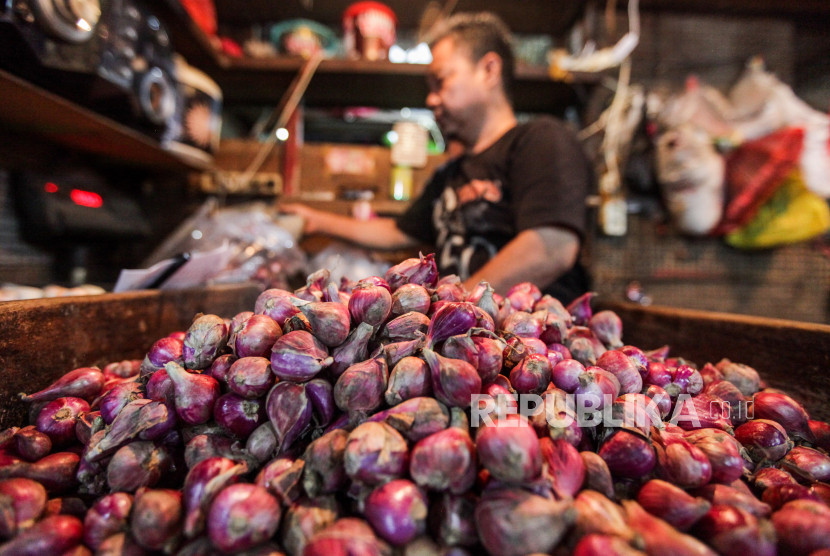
[462,226,580,294]
[279,203,420,250]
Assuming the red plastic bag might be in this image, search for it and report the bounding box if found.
[715,127,804,234]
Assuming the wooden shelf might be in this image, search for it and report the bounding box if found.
[211,56,599,114]
[0,69,210,173]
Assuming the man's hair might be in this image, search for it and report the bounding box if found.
[428,12,515,102]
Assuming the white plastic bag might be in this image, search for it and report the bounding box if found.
[655,124,726,235]
[728,60,830,198]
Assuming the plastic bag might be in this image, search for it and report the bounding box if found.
[142,199,308,290]
[716,127,804,235]
[655,124,726,235]
[725,171,830,249]
[728,60,830,198]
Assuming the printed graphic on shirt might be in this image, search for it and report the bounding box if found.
[433,179,504,280]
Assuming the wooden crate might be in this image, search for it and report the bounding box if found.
[1,291,828,427]
[599,300,830,420]
[0,284,261,428]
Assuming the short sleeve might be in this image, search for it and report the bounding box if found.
[395,159,457,245]
[508,118,593,241]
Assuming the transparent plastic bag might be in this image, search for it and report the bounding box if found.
[143,199,308,290]
[655,124,726,235]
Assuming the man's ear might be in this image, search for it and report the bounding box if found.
[479,51,504,89]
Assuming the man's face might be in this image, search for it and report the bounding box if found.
[426,37,489,145]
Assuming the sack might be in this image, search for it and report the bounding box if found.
[725,171,830,249]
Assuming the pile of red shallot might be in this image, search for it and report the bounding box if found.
[2,252,830,555]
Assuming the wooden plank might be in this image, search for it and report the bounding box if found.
[0,284,261,428]
[599,300,830,420]
[0,70,208,173]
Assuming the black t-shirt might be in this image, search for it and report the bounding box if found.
[396,116,593,303]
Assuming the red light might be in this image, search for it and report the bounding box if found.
[70,189,103,208]
[44,182,58,193]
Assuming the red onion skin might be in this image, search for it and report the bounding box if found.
[772,499,830,555]
[106,441,172,492]
[715,358,761,397]
[294,300,351,348]
[83,492,133,550]
[475,414,542,485]
[183,314,229,370]
[334,350,388,415]
[567,291,596,326]
[645,361,672,389]
[810,420,830,452]
[182,457,246,539]
[349,282,392,326]
[762,483,821,510]
[637,479,711,531]
[385,356,432,407]
[782,446,830,483]
[255,456,304,507]
[753,467,798,493]
[682,428,745,484]
[0,477,47,539]
[366,396,450,444]
[385,253,439,290]
[572,534,646,556]
[425,302,478,348]
[35,397,89,447]
[552,359,586,393]
[99,381,145,425]
[671,393,733,433]
[704,379,748,425]
[694,483,772,518]
[227,357,275,400]
[598,429,656,480]
[409,408,476,494]
[233,314,282,358]
[344,422,409,486]
[652,430,713,489]
[502,311,542,339]
[147,337,184,369]
[580,451,616,499]
[304,516,391,556]
[305,378,335,429]
[19,367,104,404]
[596,350,643,395]
[475,487,575,556]
[280,495,340,556]
[390,283,431,316]
[428,492,478,548]
[266,381,312,454]
[692,504,776,556]
[130,488,183,552]
[164,362,220,426]
[506,281,541,311]
[13,426,52,462]
[364,479,428,546]
[509,353,552,395]
[213,393,266,439]
[104,359,141,379]
[207,354,237,388]
[302,429,349,497]
[0,514,82,556]
[255,288,299,321]
[734,419,793,463]
[145,368,173,403]
[245,422,278,465]
[752,391,815,442]
[540,436,585,498]
[95,531,146,555]
[422,348,481,410]
[329,322,374,379]
[270,330,333,382]
[206,483,281,554]
[623,500,717,556]
[589,310,624,349]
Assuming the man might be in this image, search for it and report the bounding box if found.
[282,12,592,303]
